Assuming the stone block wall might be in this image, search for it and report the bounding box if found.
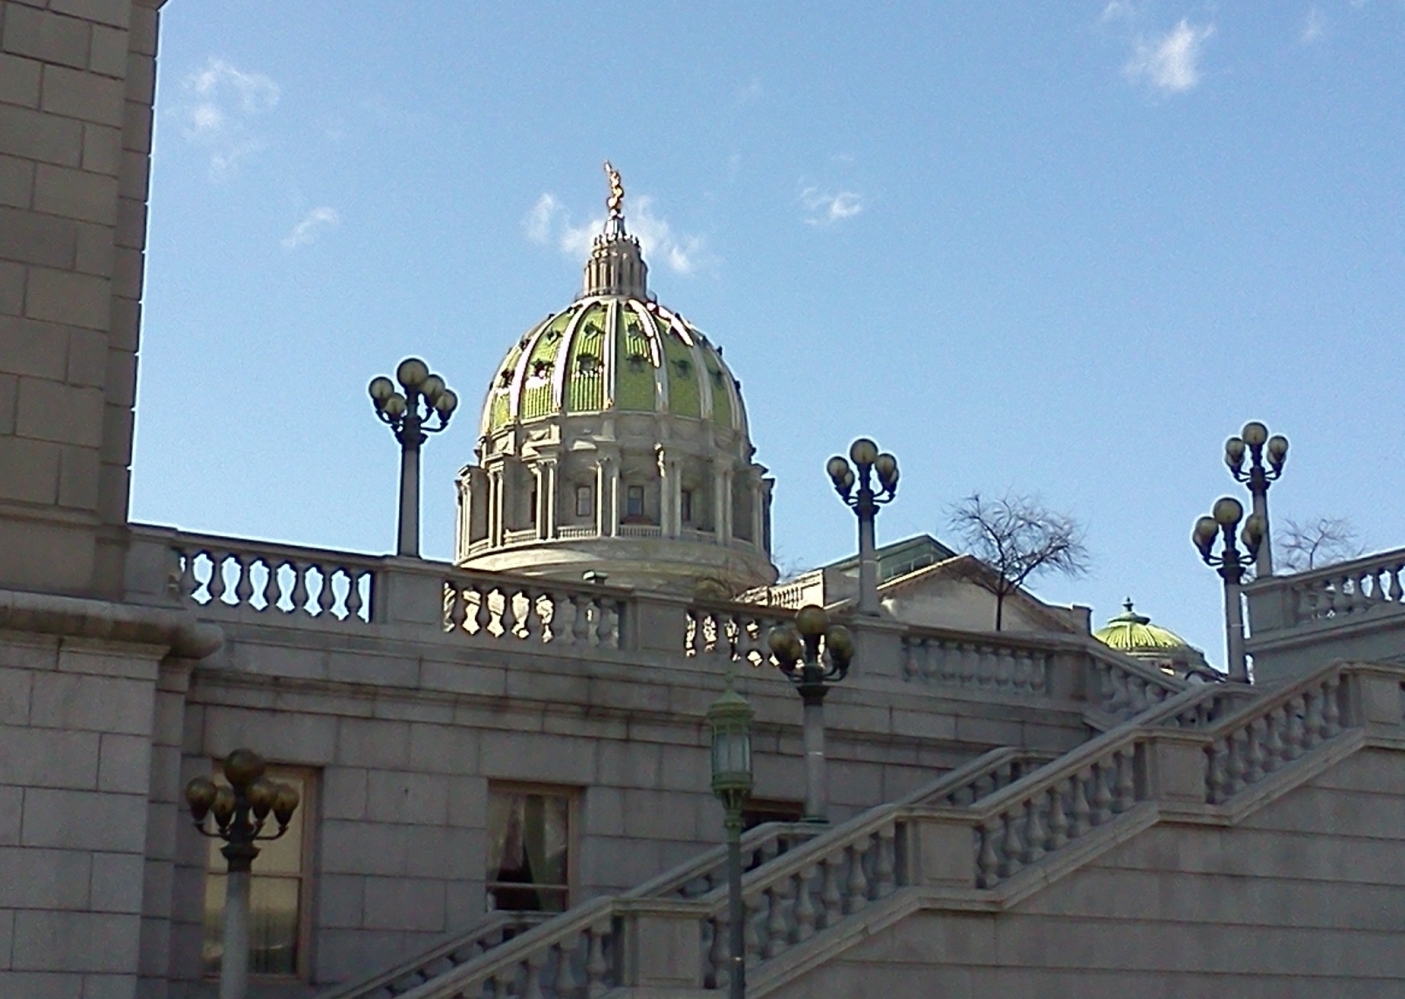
[0,628,164,999]
[156,620,1092,990]
[0,0,161,598]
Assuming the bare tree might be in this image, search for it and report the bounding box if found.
[949,492,1091,631]
[1275,516,1365,572]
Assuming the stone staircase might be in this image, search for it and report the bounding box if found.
[316,660,1396,999]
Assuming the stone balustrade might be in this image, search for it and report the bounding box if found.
[159,531,378,624]
[683,602,796,668]
[442,570,627,651]
[1245,546,1405,681]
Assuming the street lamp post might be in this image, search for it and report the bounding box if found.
[826,439,899,616]
[768,605,855,823]
[369,358,459,558]
[1193,496,1266,684]
[708,676,754,999]
[1224,421,1288,578]
[184,749,301,999]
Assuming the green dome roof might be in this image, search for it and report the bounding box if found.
[479,294,744,437]
[1094,599,1197,656]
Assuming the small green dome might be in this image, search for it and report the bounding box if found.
[1094,599,1198,656]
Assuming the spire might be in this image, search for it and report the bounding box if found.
[583,161,648,298]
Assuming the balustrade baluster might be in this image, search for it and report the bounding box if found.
[1108,669,1129,716]
[552,940,578,998]
[1070,772,1091,838]
[573,597,591,644]
[1263,706,1286,771]
[595,600,616,648]
[206,552,228,604]
[1323,675,1342,736]
[901,639,918,681]
[287,562,310,616]
[1245,720,1266,784]
[794,866,817,941]
[491,968,516,999]
[1090,763,1114,825]
[448,586,468,633]
[346,570,365,620]
[1303,690,1325,749]
[1113,750,1135,812]
[976,820,1001,888]
[874,824,897,896]
[585,924,609,999]
[522,592,544,643]
[1022,797,1047,864]
[998,810,1024,878]
[764,884,788,958]
[498,589,520,640]
[319,568,338,616]
[707,915,728,992]
[1224,734,1246,796]
[1128,678,1149,714]
[1047,782,1069,850]
[1294,584,1316,624]
[1011,652,1031,691]
[174,549,196,601]
[255,558,278,612]
[1206,745,1227,804]
[232,554,253,607]
[1391,564,1405,604]
[994,649,1014,689]
[522,951,545,999]
[469,587,490,636]
[1286,695,1307,752]
[743,894,764,963]
[843,842,870,913]
[820,855,844,928]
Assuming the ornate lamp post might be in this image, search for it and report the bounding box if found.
[184,749,301,999]
[826,439,899,616]
[708,676,754,999]
[768,604,855,823]
[369,358,459,558]
[1224,420,1288,578]
[1193,496,1265,684]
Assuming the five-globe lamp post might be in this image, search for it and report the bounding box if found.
[768,604,855,823]
[827,439,899,616]
[1224,421,1288,578]
[1193,496,1266,684]
[369,358,459,558]
[184,749,301,999]
[708,676,754,999]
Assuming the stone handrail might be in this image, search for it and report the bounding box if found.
[159,530,381,624]
[686,665,1376,984]
[682,602,798,668]
[1246,546,1405,635]
[899,621,1187,716]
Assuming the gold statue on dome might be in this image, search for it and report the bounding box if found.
[604,161,625,220]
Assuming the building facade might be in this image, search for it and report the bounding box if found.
[4,4,1405,998]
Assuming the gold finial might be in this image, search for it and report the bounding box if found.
[604,161,625,220]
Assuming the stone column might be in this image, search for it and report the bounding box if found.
[714,462,733,546]
[542,458,559,540]
[488,467,505,547]
[661,454,682,538]
[750,474,765,550]
[597,455,619,537]
[531,465,546,540]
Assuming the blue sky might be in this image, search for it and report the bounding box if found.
[133,1,1405,663]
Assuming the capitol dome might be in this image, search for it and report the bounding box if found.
[454,166,778,595]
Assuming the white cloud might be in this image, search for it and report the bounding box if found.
[281,206,340,251]
[1301,7,1325,43]
[1101,1,1136,22]
[525,192,706,274]
[178,58,280,177]
[1124,20,1215,93]
[800,186,864,225]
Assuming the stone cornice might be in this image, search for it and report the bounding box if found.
[0,588,223,659]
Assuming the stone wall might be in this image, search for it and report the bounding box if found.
[0,0,160,599]
[771,747,1405,997]
[0,628,164,999]
[159,616,1093,989]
